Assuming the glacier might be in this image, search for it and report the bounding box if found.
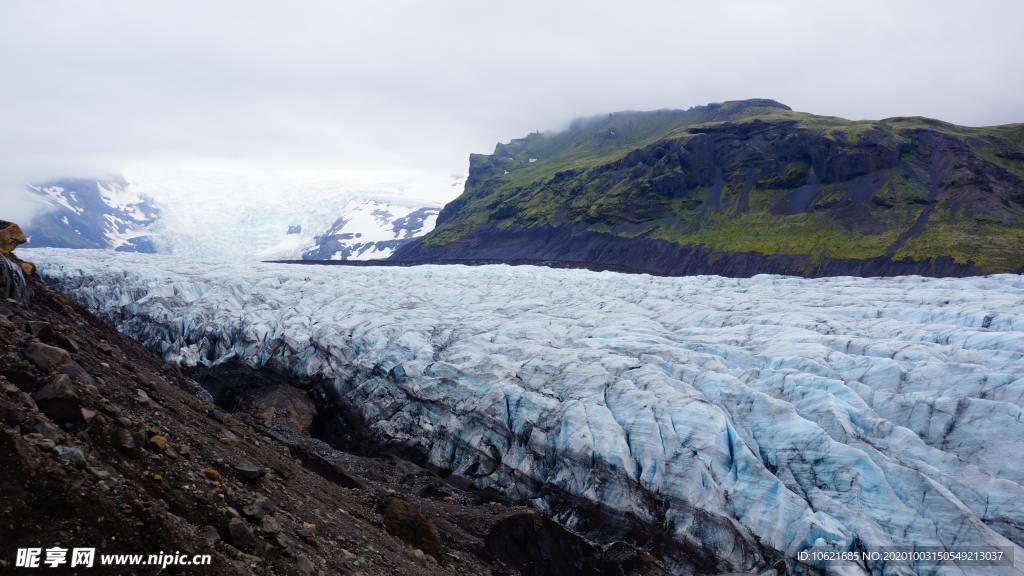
[24,248,1024,575]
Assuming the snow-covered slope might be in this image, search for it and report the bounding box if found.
[123,170,444,261]
[26,249,1024,575]
[24,178,159,252]
[20,172,446,260]
[300,201,438,261]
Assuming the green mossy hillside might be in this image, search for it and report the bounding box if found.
[421,100,1024,273]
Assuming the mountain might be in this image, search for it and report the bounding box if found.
[178,194,439,262]
[298,201,438,261]
[19,177,439,260]
[24,177,160,252]
[393,99,1024,276]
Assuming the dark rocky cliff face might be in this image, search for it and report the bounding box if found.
[392,224,981,278]
[394,101,1024,276]
[1,221,32,301]
[0,254,30,302]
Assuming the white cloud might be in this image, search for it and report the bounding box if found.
[1,0,1022,223]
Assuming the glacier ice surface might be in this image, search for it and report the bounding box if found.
[25,249,1024,575]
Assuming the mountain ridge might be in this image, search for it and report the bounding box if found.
[20,178,439,261]
[25,177,160,253]
[394,99,1024,276]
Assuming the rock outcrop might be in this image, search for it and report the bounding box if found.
[1,220,32,301]
[0,220,28,254]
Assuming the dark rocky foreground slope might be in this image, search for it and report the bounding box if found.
[394,99,1024,277]
[0,235,669,574]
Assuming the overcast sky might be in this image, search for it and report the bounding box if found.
[2,0,1023,222]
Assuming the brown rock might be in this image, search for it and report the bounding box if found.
[202,467,222,483]
[380,495,443,561]
[0,221,27,254]
[235,384,317,432]
[23,341,72,372]
[148,435,168,451]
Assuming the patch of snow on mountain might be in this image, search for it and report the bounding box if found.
[305,200,439,261]
[121,169,445,260]
[24,179,158,251]
[27,249,1024,575]
[30,185,80,215]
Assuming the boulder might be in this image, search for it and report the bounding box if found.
[235,384,316,433]
[32,374,82,424]
[0,221,27,255]
[59,361,95,386]
[241,495,274,520]
[232,461,266,482]
[228,517,259,551]
[38,325,80,354]
[379,495,443,561]
[23,342,72,372]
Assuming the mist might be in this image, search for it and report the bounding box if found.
[2,0,1023,223]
